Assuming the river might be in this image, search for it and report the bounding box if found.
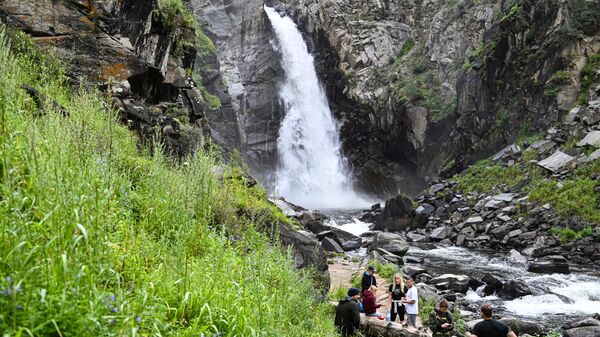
[325,209,600,329]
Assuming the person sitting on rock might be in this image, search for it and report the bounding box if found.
[388,274,408,324]
[402,277,419,327]
[361,266,377,295]
[471,304,517,337]
[363,285,384,319]
[429,299,454,337]
[334,288,361,337]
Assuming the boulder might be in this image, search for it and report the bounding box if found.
[528,255,570,274]
[405,266,428,278]
[321,237,344,253]
[577,131,600,148]
[465,216,484,224]
[428,274,470,293]
[415,203,436,216]
[527,139,556,154]
[429,226,453,241]
[500,280,532,300]
[563,317,600,330]
[493,145,521,161]
[564,327,600,337]
[376,195,420,232]
[279,224,329,289]
[499,318,542,336]
[375,248,403,265]
[507,249,528,265]
[329,228,363,251]
[297,211,330,234]
[587,149,600,162]
[482,273,503,288]
[537,150,576,173]
[369,232,410,256]
[416,283,442,303]
[406,232,428,243]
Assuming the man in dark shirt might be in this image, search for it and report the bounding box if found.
[334,288,361,337]
[471,304,517,337]
[361,266,377,294]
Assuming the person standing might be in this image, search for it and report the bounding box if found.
[471,304,517,337]
[361,266,377,295]
[334,288,361,337]
[402,277,419,327]
[388,274,408,323]
[429,299,454,337]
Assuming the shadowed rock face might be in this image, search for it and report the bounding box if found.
[1,0,212,157]
[191,0,283,184]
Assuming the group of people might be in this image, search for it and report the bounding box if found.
[334,266,518,337]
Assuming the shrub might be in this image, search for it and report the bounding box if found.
[548,70,571,85]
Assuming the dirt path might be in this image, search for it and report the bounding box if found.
[329,261,355,289]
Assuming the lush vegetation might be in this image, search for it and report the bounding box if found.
[576,52,600,105]
[0,27,336,336]
[455,160,526,193]
[351,260,400,288]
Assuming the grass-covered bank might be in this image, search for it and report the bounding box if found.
[0,27,337,337]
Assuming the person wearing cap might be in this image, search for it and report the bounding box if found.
[471,304,517,337]
[361,266,378,295]
[334,288,361,337]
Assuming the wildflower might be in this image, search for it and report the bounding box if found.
[136,316,142,323]
[6,276,11,283]
[16,305,23,310]
[111,307,118,313]
[110,294,115,302]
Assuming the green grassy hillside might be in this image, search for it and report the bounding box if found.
[0,26,337,337]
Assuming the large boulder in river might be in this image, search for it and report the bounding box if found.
[318,228,362,251]
[369,232,410,256]
[374,195,425,232]
[499,280,532,300]
[528,255,570,274]
[428,274,470,293]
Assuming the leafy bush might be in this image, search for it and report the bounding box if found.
[158,0,195,28]
[0,26,337,337]
[549,227,593,244]
[548,70,571,85]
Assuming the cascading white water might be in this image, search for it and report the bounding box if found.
[264,6,367,210]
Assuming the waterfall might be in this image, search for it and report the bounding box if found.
[264,6,366,210]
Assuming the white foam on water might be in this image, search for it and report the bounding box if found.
[505,280,600,316]
[264,6,369,210]
[466,289,500,302]
[335,218,372,237]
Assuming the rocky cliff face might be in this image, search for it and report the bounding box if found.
[1,0,213,157]
[278,0,599,197]
[190,0,283,181]
[3,0,598,201]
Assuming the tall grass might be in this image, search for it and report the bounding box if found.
[0,26,337,337]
